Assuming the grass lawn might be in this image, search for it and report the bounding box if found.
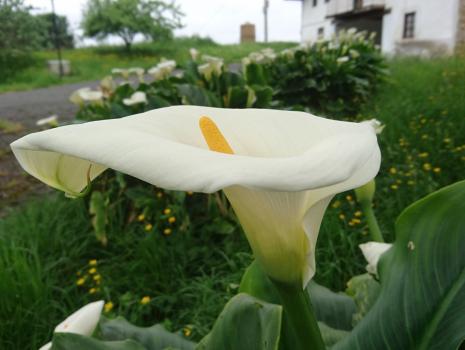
[1,56,464,349]
[0,37,295,93]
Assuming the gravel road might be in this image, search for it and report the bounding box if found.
[0,80,102,126]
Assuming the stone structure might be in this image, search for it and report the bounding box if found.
[240,23,256,43]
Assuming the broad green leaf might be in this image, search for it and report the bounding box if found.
[335,180,465,350]
[197,293,282,350]
[345,274,380,326]
[308,281,357,331]
[100,317,195,350]
[318,322,349,348]
[51,333,144,350]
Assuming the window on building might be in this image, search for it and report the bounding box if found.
[403,12,415,39]
[353,0,363,10]
[318,27,324,39]
[313,0,317,7]
[325,0,330,3]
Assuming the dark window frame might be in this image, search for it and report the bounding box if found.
[313,0,317,7]
[403,12,416,39]
[318,27,324,39]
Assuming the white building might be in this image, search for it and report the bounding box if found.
[294,0,465,55]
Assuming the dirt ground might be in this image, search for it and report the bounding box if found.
[0,80,101,216]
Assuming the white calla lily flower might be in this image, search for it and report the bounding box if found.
[189,47,199,61]
[69,88,103,106]
[122,91,147,106]
[39,300,104,350]
[36,115,58,128]
[11,106,380,287]
[111,68,129,79]
[359,241,392,275]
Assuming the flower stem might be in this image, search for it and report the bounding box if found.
[362,203,384,242]
[271,279,326,350]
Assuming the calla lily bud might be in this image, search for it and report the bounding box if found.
[359,242,392,275]
[39,300,104,350]
[355,179,376,206]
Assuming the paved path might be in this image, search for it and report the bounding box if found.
[0,80,102,127]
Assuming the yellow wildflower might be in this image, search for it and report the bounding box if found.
[163,228,172,235]
[331,200,341,209]
[89,288,97,294]
[168,216,176,224]
[93,274,101,282]
[345,195,353,202]
[354,210,362,217]
[390,184,398,190]
[88,259,97,266]
[418,152,429,158]
[443,138,451,144]
[423,163,432,171]
[389,167,397,175]
[433,167,441,173]
[421,134,428,140]
[163,208,171,215]
[89,267,97,274]
[76,278,86,286]
[338,214,345,220]
[140,296,151,305]
[183,327,192,337]
[187,191,194,196]
[156,192,163,198]
[104,301,114,313]
[407,180,415,186]
[137,214,145,221]
[145,223,153,231]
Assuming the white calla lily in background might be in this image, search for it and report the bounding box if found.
[11,106,380,288]
[123,91,147,106]
[359,241,392,275]
[39,300,104,350]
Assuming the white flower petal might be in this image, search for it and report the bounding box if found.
[55,300,104,335]
[11,106,380,196]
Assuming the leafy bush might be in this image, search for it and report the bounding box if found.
[258,30,387,118]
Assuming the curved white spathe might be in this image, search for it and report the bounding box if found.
[39,300,104,350]
[11,106,381,287]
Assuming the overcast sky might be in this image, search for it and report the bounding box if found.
[26,0,302,46]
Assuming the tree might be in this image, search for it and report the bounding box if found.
[81,0,183,51]
[0,0,44,80]
[36,13,74,49]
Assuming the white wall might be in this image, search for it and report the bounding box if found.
[382,0,460,54]
[301,0,335,42]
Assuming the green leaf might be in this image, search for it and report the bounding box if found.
[308,281,357,331]
[345,274,380,326]
[335,180,465,350]
[251,85,273,108]
[226,86,249,108]
[245,63,267,85]
[100,317,195,350]
[318,322,350,348]
[51,333,144,350]
[197,293,282,350]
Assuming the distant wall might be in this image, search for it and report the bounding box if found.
[382,0,460,56]
[301,0,335,42]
